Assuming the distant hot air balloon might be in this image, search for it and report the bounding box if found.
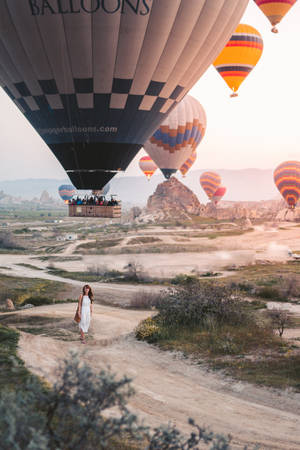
[274,161,300,209]
[200,172,221,200]
[212,186,227,205]
[253,0,297,33]
[144,96,206,179]
[0,1,248,189]
[139,156,157,181]
[213,24,263,97]
[180,151,197,177]
[58,185,76,203]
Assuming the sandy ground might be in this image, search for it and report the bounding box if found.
[12,303,300,450]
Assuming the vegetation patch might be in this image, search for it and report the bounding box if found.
[0,325,32,391]
[75,238,122,254]
[0,274,69,307]
[135,282,300,390]
[16,263,43,271]
[126,236,162,245]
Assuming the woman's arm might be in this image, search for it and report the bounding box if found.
[90,301,93,316]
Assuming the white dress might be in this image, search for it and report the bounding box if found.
[79,295,91,333]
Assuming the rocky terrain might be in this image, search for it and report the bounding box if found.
[135,177,299,223]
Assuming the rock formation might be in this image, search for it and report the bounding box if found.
[140,177,204,222]
[5,299,15,310]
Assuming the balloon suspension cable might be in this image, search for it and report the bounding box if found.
[271,26,278,34]
[230,92,238,98]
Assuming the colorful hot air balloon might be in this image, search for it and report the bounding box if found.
[139,156,157,181]
[200,172,221,200]
[58,185,76,202]
[274,161,300,209]
[144,96,206,179]
[0,1,248,189]
[212,186,227,205]
[180,151,197,177]
[253,0,297,33]
[213,24,263,97]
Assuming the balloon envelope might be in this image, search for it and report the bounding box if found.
[0,0,248,189]
[212,186,227,205]
[274,161,300,209]
[139,156,157,180]
[253,0,297,32]
[200,172,221,199]
[144,95,206,179]
[58,184,76,202]
[213,24,263,96]
[180,151,197,177]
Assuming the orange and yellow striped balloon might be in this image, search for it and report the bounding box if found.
[180,151,197,177]
[213,24,263,96]
[200,172,221,200]
[274,161,300,209]
[253,0,297,33]
[139,156,157,181]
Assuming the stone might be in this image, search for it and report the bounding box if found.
[5,298,15,310]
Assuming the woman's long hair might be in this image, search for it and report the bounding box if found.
[82,284,94,303]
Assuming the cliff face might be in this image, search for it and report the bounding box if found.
[146,177,204,220]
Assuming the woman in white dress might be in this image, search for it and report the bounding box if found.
[78,284,93,344]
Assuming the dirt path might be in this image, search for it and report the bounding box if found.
[14,303,300,450]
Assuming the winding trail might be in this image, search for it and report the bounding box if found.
[11,303,300,450]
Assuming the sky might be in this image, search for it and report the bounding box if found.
[0,1,299,181]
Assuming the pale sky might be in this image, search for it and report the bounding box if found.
[0,1,299,181]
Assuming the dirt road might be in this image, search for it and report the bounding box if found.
[14,303,300,450]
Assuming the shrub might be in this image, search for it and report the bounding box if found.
[0,353,231,449]
[135,317,160,342]
[130,291,161,309]
[155,283,252,329]
[171,274,199,285]
[257,287,283,300]
[22,296,53,307]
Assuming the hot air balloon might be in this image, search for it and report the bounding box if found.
[144,95,206,179]
[213,24,263,97]
[274,161,300,209]
[200,172,221,200]
[180,151,197,177]
[58,185,76,203]
[0,1,248,189]
[139,156,157,181]
[212,186,227,205]
[253,0,297,33]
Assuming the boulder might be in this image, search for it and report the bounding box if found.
[5,298,15,310]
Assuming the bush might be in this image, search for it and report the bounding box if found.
[155,283,252,329]
[22,296,53,307]
[0,353,231,450]
[129,291,161,309]
[135,317,161,342]
[171,274,199,285]
[257,287,283,301]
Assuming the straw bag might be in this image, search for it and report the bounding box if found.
[74,306,80,323]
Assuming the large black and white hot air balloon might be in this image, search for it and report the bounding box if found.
[0,0,248,189]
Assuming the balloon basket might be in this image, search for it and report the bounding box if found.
[271,27,279,33]
[230,92,238,98]
[69,204,121,219]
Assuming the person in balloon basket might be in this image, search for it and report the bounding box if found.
[76,284,93,344]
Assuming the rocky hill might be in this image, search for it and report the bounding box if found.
[142,177,204,222]
[135,177,296,223]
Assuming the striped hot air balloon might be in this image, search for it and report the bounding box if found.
[180,151,197,177]
[253,0,297,33]
[212,186,227,205]
[144,95,206,179]
[274,161,300,209]
[213,24,263,97]
[200,172,221,200]
[139,156,157,181]
[58,185,76,202]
